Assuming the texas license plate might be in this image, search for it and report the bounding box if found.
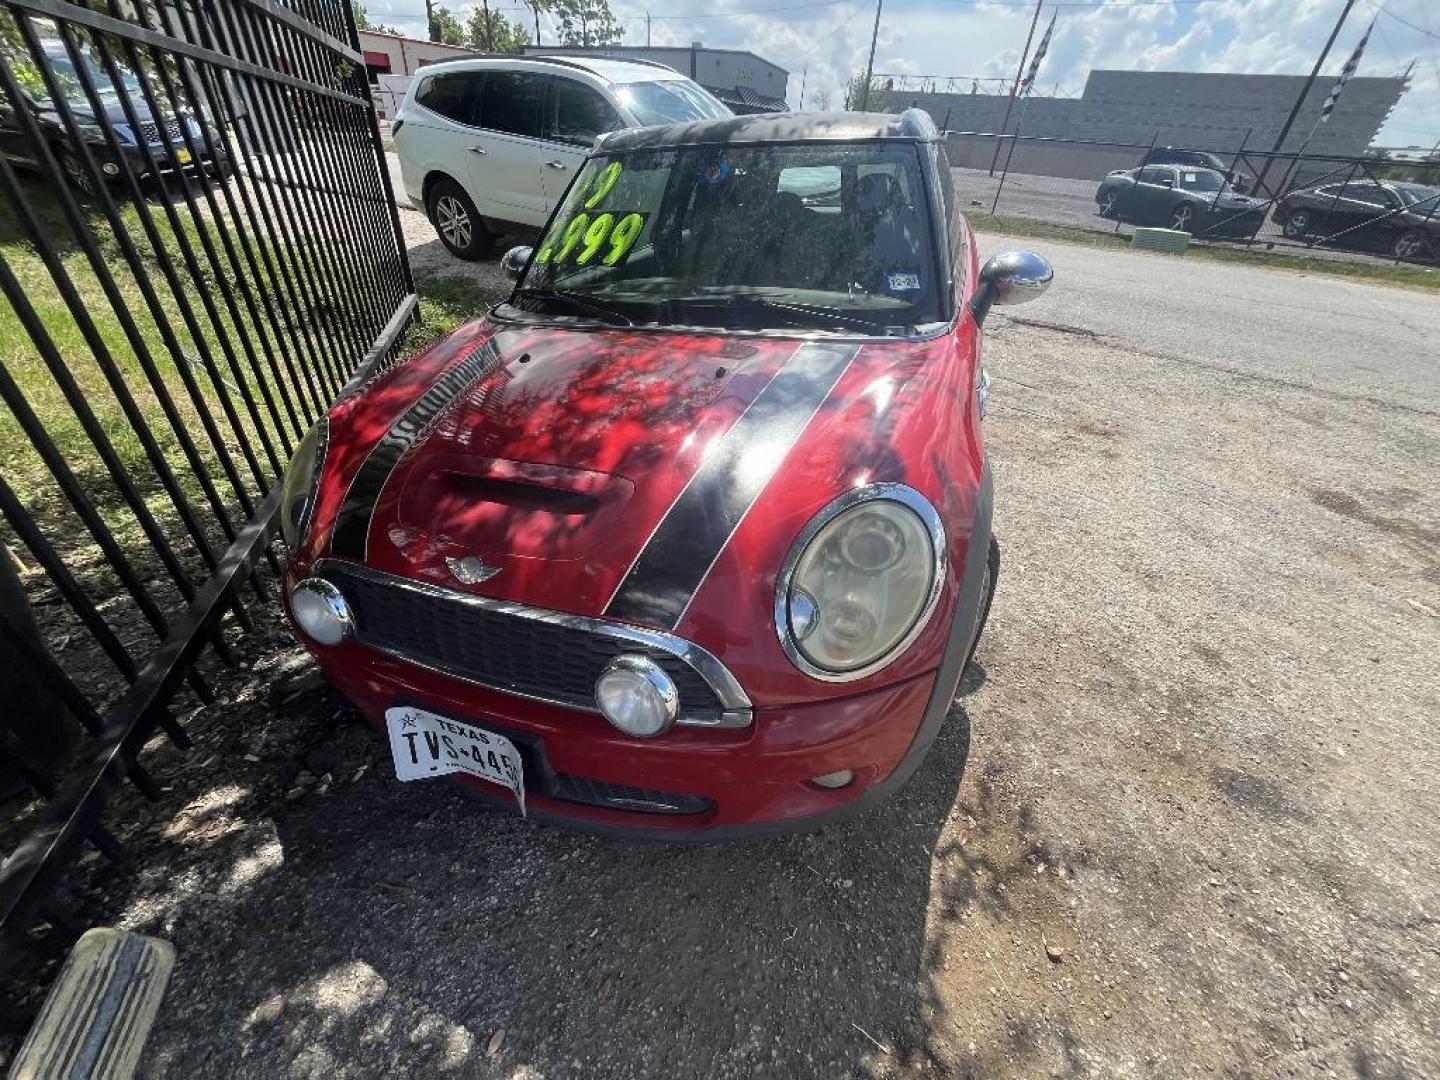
[385,706,525,814]
[175,148,192,165]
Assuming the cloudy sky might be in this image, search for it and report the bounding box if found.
[364,0,1439,148]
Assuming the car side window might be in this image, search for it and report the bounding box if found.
[1137,166,1171,185]
[549,78,621,145]
[478,72,546,138]
[415,73,476,124]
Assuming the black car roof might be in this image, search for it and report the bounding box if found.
[596,109,940,153]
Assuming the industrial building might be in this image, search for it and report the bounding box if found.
[522,43,789,113]
[881,69,1409,161]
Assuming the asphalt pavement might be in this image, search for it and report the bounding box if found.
[38,230,1439,1078]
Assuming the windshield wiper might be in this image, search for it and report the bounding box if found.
[512,286,632,327]
[720,294,894,334]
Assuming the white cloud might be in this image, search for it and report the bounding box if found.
[365,0,1438,146]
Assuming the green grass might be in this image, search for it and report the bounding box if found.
[0,173,396,578]
[969,212,1440,293]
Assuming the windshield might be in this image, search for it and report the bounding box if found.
[1178,170,1224,192]
[1393,183,1439,209]
[611,81,732,127]
[512,142,944,335]
[25,48,143,107]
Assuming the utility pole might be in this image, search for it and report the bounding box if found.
[481,0,493,49]
[861,0,883,111]
[1255,0,1358,191]
[989,0,1042,176]
[646,12,652,46]
[522,0,540,46]
[799,62,808,110]
[424,0,434,41]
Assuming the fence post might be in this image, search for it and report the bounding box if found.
[989,96,1032,216]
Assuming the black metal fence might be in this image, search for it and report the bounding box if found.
[0,0,414,961]
[945,129,1440,264]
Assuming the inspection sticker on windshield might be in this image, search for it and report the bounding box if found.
[385,706,525,814]
[1184,172,1199,182]
[886,272,921,292]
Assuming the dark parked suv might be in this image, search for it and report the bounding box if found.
[0,38,229,194]
[1139,146,1252,193]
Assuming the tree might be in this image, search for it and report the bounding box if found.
[354,4,400,33]
[844,72,885,111]
[549,0,624,47]
[466,6,530,52]
[428,5,466,45]
[810,88,830,111]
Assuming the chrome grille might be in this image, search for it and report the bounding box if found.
[320,561,747,727]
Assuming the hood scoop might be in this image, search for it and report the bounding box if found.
[395,454,633,562]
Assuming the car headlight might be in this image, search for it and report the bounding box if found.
[279,419,327,551]
[775,484,945,681]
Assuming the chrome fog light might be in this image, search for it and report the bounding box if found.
[291,578,353,645]
[101,160,121,176]
[595,655,679,738]
[810,769,854,789]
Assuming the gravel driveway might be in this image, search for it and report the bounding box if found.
[26,232,1436,1078]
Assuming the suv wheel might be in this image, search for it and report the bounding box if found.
[1394,229,1432,262]
[1169,203,1196,233]
[1098,190,1119,218]
[1282,209,1311,239]
[58,146,97,199]
[427,178,493,260]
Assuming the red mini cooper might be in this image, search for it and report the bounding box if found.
[280,111,1052,837]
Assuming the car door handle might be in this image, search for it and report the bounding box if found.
[468,145,486,155]
[545,160,567,169]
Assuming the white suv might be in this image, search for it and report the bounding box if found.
[395,55,731,260]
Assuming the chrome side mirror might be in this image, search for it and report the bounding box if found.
[501,245,533,283]
[968,250,1053,327]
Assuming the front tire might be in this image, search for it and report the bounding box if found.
[962,536,1001,673]
[1282,208,1311,239]
[427,178,493,261]
[1098,190,1119,218]
[1169,202,1196,233]
[1394,229,1432,262]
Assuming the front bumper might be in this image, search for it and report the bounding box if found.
[316,647,936,837]
[92,139,229,181]
[288,470,994,839]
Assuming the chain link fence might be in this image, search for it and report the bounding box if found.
[946,130,1440,265]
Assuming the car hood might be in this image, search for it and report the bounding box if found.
[42,98,161,128]
[309,316,980,691]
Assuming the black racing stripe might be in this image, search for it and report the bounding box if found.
[330,340,502,559]
[604,340,862,629]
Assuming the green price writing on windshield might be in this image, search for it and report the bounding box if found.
[583,161,623,208]
[536,211,646,267]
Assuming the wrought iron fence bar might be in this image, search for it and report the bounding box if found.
[0,56,255,536]
[0,476,138,683]
[209,0,358,389]
[304,43,409,313]
[232,0,362,64]
[338,0,417,300]
[131,26,315,441]
[11,26,271,512]
[2,0,369,107]
[0,162,208,607]
[229,4,379,364]
[66,30,282,489]
[174,0,352,406]
[96,29,302,462]
[0,488,281,949]
[0,151,224,579]
[342,291,420,395]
